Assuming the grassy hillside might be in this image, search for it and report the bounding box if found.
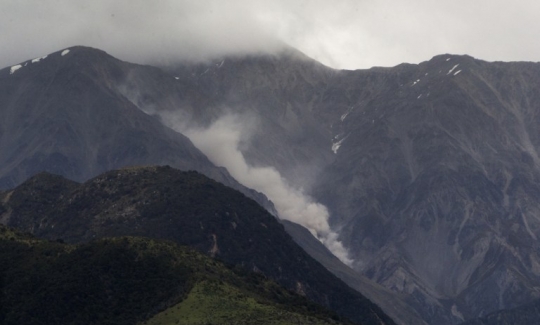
[0,224,348,325]
[143,280,341,325]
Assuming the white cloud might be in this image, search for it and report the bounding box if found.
[0,0,283,68]
[1,1,539,69]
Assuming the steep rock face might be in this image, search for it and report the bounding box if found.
[314,56,540,323]
[0,166,395,325]
[460,298,540,325]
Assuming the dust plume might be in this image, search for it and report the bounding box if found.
[168,114,353,266]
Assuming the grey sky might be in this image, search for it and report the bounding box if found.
[2,0,540,70]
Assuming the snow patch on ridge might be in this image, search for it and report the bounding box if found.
[9,65,22,74]
[332,137,346,154]
[447,64,459,75]
[61,49,70,56]
[10,54,50,74]
[340,106,354,122]
[31,55,48,63]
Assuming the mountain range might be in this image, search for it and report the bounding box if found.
[2,45,540,324]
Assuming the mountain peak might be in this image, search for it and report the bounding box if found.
[1,45,119,76]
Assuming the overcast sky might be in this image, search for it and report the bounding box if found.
[2,0,540,70]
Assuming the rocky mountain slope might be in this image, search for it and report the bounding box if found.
[460,298,540,325]
[0,166,395,325]
[155,52,540,324]
[282,220,427,325]
[315,56,540,324]
[0,224,350,325]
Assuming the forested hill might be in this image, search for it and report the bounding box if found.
[0,166,395,325]
[0,224,350,325]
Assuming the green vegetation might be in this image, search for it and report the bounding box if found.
[0,224,347,325]
[144,280,340,325]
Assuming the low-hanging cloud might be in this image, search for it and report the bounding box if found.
[168,114,353,266]
[0,0,285,68]
[2,0,540,71]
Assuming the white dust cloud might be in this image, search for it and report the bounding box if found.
[168,114,353,266]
